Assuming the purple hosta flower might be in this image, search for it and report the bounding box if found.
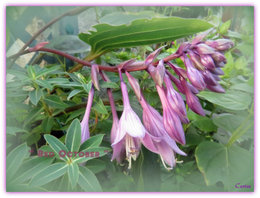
[80,84,94,143]
[180,77,205,116]
[156,84,186,145]
[147,60,165,87]
[141,100,186,169]
[164,74,189,124]
[125,71,186,169]
[205,39,234,51]
[183,54,206,91]
[112,70,158,168]
[211,67,224,75]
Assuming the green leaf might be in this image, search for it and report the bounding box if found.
[86,159,106,174]
[192,116,217,132]
[35,79,54,90]
[44,95,69,109]
[13,156,54,183]
[219,20,231,34]
[78,166,102,192]
[198,90,252,111]
[29,88,43,105]
[67,89,82,100]
[65,119,81,152]
[27,65,36,79]
[79,17,213,58]
[35,65,61,78]
[99,11,156,26]
[42,116,55,133]
[6,143,30,180]
[79,134,105,151]
[92,98,108,114]
[30,162,68,187]
[195,141,253,191]
[6,126,28,135]
[44,134,69,161]
[68,163,79,188]
[74,147,110,164]
[100,81,119,89]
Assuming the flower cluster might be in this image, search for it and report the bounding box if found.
[80,32,233,169]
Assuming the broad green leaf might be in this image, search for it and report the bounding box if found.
[195,141,253,191]
[192,116,217,132]
[29,88,43,105]
[44,134,69,161]
[67,89,82,100]
[100,81,119,89]
[6,143,30,180]
[73,147,110,164]
[213,113,254,140]
[92,98,108,114]
[42,116,55,133]
[68,163,79,188]
[99,11,156,26]
[78,166,102,192]
[13,156,54,183]
[79,134,105,151]
[65,119,81,152]
[30,162,68,187]
[79,17,213,58]
[44,95,69,109]
[198,90,252,111]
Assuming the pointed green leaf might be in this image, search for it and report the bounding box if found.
[65,119,81,152]
[67,89,82,100]
[79,134,105,151]
[42,116,55,133]
[79,17,213,57]
[44,95,69,109]
[92,98,108,114]
[13,156,54,183]
[29,88,43,105]
[35,79,54,90]
[44,134,69,161]
[78,166,102,192]
[30,162,68,187]
[68,163,79,188]
[74,147,110,164]
[35,65,61,78]
[7,143,30,180]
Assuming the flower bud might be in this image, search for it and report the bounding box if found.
[195,43,215,54]
[211,52,227,63]
[145,46,165,65]
[125,71,141,100]
[148,60,165,87]
[200,54,215,70]
[205,39,234,51]
[91,64,100,91]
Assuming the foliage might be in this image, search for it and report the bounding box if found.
[6,6,254,192]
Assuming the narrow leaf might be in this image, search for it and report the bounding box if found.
[68,163,79,188]
[65,119,81,152]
